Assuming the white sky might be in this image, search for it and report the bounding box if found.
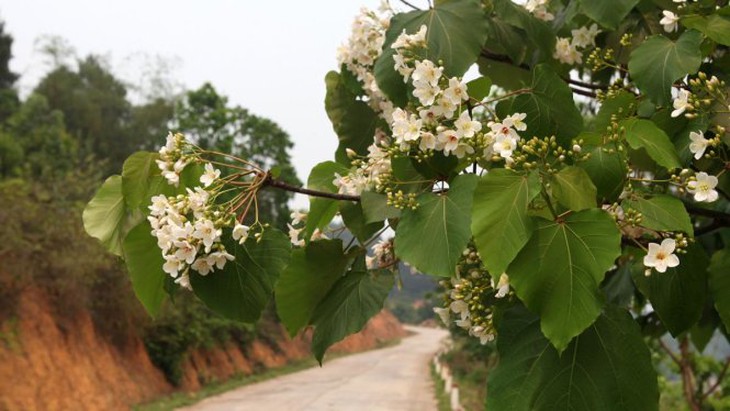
[1,0,408,206]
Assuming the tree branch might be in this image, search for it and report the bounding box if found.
[479,49,600,98]
[263,173,360,202]
[700,357,730,401]
[398,0,421,10]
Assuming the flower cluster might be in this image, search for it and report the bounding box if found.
[287,210,330,247]
[156,132,192,186]
[366,237,396,270]
[148,169,240,290]
[333,143,391,196]
[524,0,554,21]
[336,5,395,121]
[554,24,601,65]
[433,245,509,345]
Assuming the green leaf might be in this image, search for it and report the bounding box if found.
[395,174,478,277]
[305,161,349,240]
[623,195,694,236]
[311,270,393,363]
[324,71,381,164]
[487,305,659,411]
[361,191,401,224]
[628,31,703,105]
[708,250,730,332]
[510,64,584,144]
[477,56,532,92]
[632,244,709,336]
[621,118,682,170]
[466,76,492,101]
[508,209,622,351]
[339,201,383,243]
[121,151,161,210]
[578,0,639,30]
[579,143,627,203]
[374,0,488,106]
[682,14,730,46]
[551,166,597,211]
[275,240,349,337]
[593,91,636,132]
[472,170,541,276]
[491,0,556,63]
[83,175,127,256]
[122,221,168,317]
[190,228,291,323]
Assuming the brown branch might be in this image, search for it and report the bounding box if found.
[479,49,600,98]
[659,339,682,366]
[263,173,361,202]
[680,337,701,411]
[700,357,730,401]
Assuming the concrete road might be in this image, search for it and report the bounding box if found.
[179,326,449,411]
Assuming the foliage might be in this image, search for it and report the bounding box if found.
[83,1,730,409]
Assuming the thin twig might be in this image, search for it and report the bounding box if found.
[398,0,420,10]
[264,173,361,202]
[701,357,730,400]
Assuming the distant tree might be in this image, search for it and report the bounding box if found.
[0,21,19,123]
[175,83,300,228]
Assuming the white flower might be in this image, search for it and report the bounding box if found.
[149,195,169,217]
[687,172,719,202]
[671,89,691,118]
[433,306,450,325]
[553,37,582,65]
[504,113,527,132]
[454,111,482,138]
[469,326,494,345]
[571,24,601,49]
[186,187,210,211]
[232,223,250,244]
[162,255,181,277]
[643,238,680,273]
[191,257,215,276]
[438,130,460,155]
[412,82,440,106]
[200,163,221,187]
[290,210,307,226]
[442,77,469,105]
[689,131,709,160]
[419,131,437,151]
[412,60,443,87]
[525,0,553,21]
[193,219,222,251]
[493,273,510,298]
[450,300,470,320]
[208,251,234,270]
[310,228,329,241]
[453,143,475,159]
[493,134,518,159]
[162,170,180,187]
[660,10,679,33]
[288,224,305,247]
[174,240,198,264]
[175,273,192,290]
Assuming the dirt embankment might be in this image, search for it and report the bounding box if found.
[0,289,405,411]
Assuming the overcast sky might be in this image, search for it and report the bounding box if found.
[1,0,405,206]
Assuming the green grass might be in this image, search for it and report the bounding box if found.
[135,338,402,411]
[431,362,452,411]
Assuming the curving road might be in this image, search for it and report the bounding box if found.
[179,326,448,411]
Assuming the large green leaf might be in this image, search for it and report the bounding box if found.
[472,170,541,276]
[593,91,636,132]
[122,151,161,210]
[305,161,350,240]
[339,201,383,243]
[510,64,584,144]
[508,209,622,351]
[324,71,381,164]
[190,228,291,322]
[373,0,488,106]
[487,305,658,411]
[395,174,478,277]
[628,31,703,105]
[275,240,348,337]
[682,14,730,46]
[122,221,168,317]
[623,195,693,236]
[551,166,597,212]
[579,143,627,203]
[83,175,128,256]
[632,244,708,336]
[578,0,639,30]
[361,191,401,224]
[491,0,556,64]
[621,118,682,170]
[311,270,393,363]
[709,250,730,331]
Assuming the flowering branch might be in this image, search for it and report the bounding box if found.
[263,172,361,201]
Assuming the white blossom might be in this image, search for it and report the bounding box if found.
[671,89,691,118]
[419,131,437,151]
[191,256,215,276]
[200,162,221,187]
[660,10,680,33]
[687,172,719,202]
[438,130,460,155]
[442,77,469,105]
[571,24,601,48]
[412,60,443,87]
[208,251,234,270]
[288,224,305,247]
[232,223,250,244]
[689,131,709,160]
[290,210,307,226]
[553,37,582,65]
[493,273,510,298]
[433,306,450,325]
[454,111,482,138]
[643,239,680,273]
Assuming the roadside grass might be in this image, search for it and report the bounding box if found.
[430,363,451,411]
[135,338,402,411]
